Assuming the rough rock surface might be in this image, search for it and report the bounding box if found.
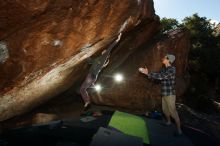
[91,28,190,110]
[0,0,189,121]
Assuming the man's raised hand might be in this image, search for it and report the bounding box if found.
[139,67,148,75]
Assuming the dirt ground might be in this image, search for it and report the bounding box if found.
[0,93,142,133]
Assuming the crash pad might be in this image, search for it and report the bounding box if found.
[108,111,150,144]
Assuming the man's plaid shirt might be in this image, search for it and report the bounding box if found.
[148,66,176,97]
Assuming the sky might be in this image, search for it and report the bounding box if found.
[153,0,220,24]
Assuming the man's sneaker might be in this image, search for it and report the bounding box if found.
[174,131,184,137]
[160,122,171,127]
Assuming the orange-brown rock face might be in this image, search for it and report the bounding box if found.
[91,28,190,111]
[0,0,157,121]
[0,0,189,121]
[0,0,51,38]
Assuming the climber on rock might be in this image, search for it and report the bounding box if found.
[80,33,122,109]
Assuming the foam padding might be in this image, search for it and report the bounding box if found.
[109,111,150,144]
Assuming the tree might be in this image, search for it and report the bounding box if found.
[160,18,181,33]
[182,13,220,97]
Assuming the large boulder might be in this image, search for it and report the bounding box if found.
[0,0,190,121]
[91,28,190,110]
[0,0,158,121]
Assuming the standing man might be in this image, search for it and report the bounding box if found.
[80,33,122,108]
[139,54,182,136]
